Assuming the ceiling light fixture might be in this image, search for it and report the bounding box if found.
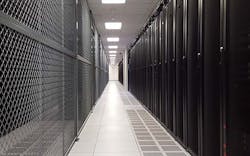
[108,45,118,49]
[109,51,117,53]
[105,22,122,30]
[107,37,119,42]
[102,0,126,4]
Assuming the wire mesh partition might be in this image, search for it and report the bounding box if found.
[0,0,108,155]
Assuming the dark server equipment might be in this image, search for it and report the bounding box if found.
[151,21,157,115]
[0,0,108,155]
[154,15,160,119]
[174,0,184,141]
[128,0,249,156]
[119,61,124,84]
[145,29,151,110]
[159,8,166,124]
[184,0,199,155]
[198,0,221,155]
[220,0,250,155]
[166,2,174,132]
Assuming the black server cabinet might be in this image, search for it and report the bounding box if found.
[119,61,123,84]
[149,27,154,112]
[145,30,151,109]
[166,1,174,132]
[185,0,199,155]
[141,35,146,104]
[148,26,153,112]
[142,39,146,103]
[199,0,220,155]
[150,24,155,114]
[221,0,250,155]
[160,8,167,124]
[174,0,184,141]
[155,16,160,118]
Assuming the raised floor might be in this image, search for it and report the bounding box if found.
[68,81,190,156]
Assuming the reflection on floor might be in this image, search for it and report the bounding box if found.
[68,81,190,156]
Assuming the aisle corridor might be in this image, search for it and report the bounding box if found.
[68,82,190,156]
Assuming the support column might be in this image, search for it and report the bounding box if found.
[123,50,128,90]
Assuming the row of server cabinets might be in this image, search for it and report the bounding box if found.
[119,61,124,85]
[128,0,250,156]
[0,0,109,155]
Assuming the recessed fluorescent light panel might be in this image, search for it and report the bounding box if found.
[105,22,122,30]
[108,45,118,49]
[109,51,117,53]
[102,0,126,4]
[107,37,119,42]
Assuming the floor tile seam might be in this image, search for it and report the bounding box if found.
[92,92,110,156]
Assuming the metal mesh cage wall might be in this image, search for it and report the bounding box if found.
[76,0,109,133]
[0,0,77,155]
[0,0,109,155]
[77,0,93,63]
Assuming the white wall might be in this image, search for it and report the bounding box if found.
[109,65,118,81]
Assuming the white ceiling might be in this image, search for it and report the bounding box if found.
[88,0,160,64]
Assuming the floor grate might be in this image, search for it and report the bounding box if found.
[126,107,190,156]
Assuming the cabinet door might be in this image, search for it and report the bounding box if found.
[186,0,199,154]
[199,0,221,155]
[224,0,250,155]
[175,0,184,140]
[166,1,174,132]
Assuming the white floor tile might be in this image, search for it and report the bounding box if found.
[94,152,141,156]
[94,140,139,153]
[69,141,96,153]
[68,81,188,156]
[68,153,93,156]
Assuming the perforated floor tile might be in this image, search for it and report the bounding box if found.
[139,141,157,145]
[158,141,176,146]
[143,153,164,156]
[90,82,190,156]
[165,153,187,156]
[141,146,160,151]
[162,146,182,151]
[125,94,190,156]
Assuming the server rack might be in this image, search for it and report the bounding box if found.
[128,0,221,156]
[174,0,184,141]
[128,0,250,156]
[220,0,250,155]
[198,0,221,155]
[154,15,160,119]
[166,1,174,132]
[145,29,151,110]
[142,33,147,103]
[160,8,166,124]
[185,0,199,155]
